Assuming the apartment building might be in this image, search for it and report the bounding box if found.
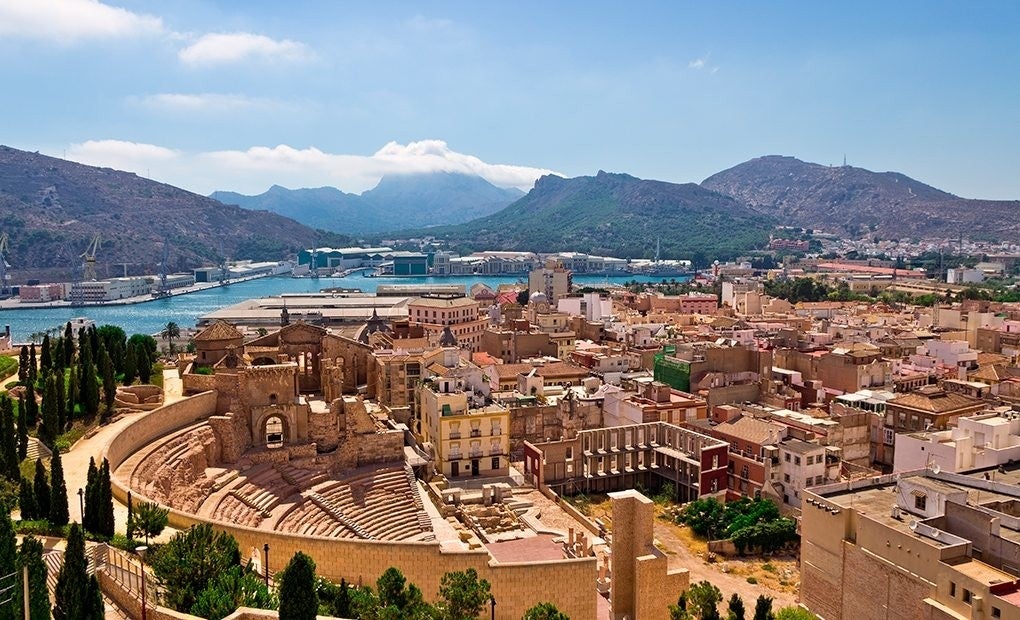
[408,294,487,352]
[417,376,510,479]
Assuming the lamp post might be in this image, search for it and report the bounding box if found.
[77,488,84,522]
[127,491,133,538]
[135,545,148,620]
[263,543,269,586]
[490,595,496,620]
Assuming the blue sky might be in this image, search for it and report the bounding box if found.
[1,1,1018,198]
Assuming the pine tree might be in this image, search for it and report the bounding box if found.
[27,344,37,386]
[16,392,27,462]
[278,551,318,620]
[48,450,68,527]
[17,346,28,385]
[40,335,51,377]
[18,478,38,521]
[33,460,50,522]
[16,536,50,620]
[54,524,101,620]
[0,395,19,481]
[39,375,59,447]
[123,343,137,386]
[100,351,116,423]
[728,593,746,620]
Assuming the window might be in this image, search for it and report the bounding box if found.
[784,474,791,483]
[491,457,500,471]
[794,456,801,466]
[962,589,972,604]
[806,456,813,466]
[785,453,791,462]
[712,455,719,469]
[949,582,956,597]
[915,495,927,511]
[992,606,1001,618]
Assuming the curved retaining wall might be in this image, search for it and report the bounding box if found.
[104,392,596,620]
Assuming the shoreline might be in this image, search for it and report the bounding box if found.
[0,273,274,311]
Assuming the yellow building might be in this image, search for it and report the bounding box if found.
[418,376,510,479]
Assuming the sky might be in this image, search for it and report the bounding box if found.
[1,0,1018,198]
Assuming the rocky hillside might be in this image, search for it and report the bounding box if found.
[701,155,1020,241]
[0,145,332,282]
[416,171,773,261]
[212,171,524,234]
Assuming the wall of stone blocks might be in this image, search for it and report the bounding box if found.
[106,392,597,620]
[841,543,934,620]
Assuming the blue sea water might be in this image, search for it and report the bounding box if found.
[0,273,676,341]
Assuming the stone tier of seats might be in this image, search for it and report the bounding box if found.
[208,463,299,526]
[275,467,433,541]
[120,422,215,510]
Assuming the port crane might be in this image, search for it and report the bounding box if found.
[81,234,101,282]
[0,233,11,299]
[152,239,171,298]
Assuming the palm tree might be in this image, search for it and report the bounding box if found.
[161,321,180,354]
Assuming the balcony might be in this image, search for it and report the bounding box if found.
[448,432,461,440]
[469,449,484,458]
[449,452,462,461]
[470,429,482,438]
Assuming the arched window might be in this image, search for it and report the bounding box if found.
[265,416,284,448]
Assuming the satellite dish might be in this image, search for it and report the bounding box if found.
[909,520,919,531]
[932,464,942,474]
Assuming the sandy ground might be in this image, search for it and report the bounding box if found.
[582,495,800,612]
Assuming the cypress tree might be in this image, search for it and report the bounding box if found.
[51,336,64,373]
[0,396,19,481]
[88,327,99,364]
[40,335,51,377]
[278,551,318,620]
[65,371,77,427]
[82,459,97,534]
[32,460,49,522]
[54,370,65,434]
[123,343,137,386]
[23,383,38,427]
[39,375,59,447]
[54,524,101,620]
[100,352,116,423]
[63,321,74,367]
[0,511,16,620]
[17,536,50,620]
[138,345,152,384]
[27,344,37,386]
[97,459,114,537]
[17,346,27,385]
[18,478,38,521]
[16,392,27,461]
[48,450,68,527]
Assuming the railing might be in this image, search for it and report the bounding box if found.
[469,449,484,458]
[449,432,461,440]
[470,429,482,438]
[103,546,163,612]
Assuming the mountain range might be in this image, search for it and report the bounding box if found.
[0,145,343,282]
[410,171,774,261]
[701,155,1020,241]
[211,172,524,234]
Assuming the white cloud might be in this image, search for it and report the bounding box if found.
[0,0,163,42]
[688,54,720,73]
[62,139,557,195]
[130,93,286,112]
[406,15,453,31]
[178,32,312,66]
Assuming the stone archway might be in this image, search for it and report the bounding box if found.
[255,408,292,448]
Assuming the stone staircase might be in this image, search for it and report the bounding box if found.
[307,491,374,540]
[25,437,50,461]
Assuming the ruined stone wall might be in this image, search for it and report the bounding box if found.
[308,405,341,452]
[323,335,375,395]
[208,410,251,463]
